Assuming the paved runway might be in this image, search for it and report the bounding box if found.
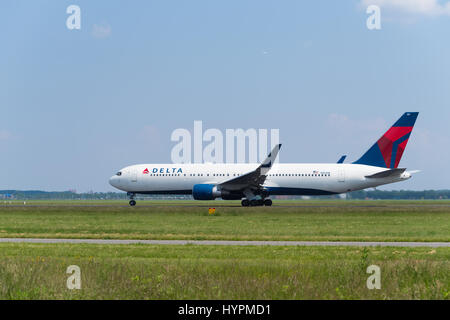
[0,238,448,247]
[3,204,450,209]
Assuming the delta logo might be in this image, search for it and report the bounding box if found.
[142,167,184,174]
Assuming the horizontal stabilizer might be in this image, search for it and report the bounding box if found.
[365,168,406,179]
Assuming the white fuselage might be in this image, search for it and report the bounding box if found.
[109,163,411,196]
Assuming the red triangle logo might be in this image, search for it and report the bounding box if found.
[143,168,149,174]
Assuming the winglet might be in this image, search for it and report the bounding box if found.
[337,155,347,164]
[260,144,281,169]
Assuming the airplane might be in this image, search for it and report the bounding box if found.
[109,112,419,206]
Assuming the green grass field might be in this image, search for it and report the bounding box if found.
[0,200,449,299]
[0,243,448,299]
[0,200,449,241]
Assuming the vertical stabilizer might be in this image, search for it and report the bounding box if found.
[353,112,418,168]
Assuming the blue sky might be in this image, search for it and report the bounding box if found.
[1,0,450,192]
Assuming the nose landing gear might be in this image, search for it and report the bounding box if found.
[127,192,136,206]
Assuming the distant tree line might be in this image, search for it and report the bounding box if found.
[0,190,192,200]
[1,189,450,200]
[0,190,127,200]
[347,189,450,200]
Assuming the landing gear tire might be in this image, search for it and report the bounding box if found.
[250,199,264,206]
[263,199,272,206]
[129,200,136,206]
[241,199,250,207]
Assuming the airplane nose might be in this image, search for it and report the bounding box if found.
[109,175,120,187]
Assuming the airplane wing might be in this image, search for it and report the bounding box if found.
[219,144,281,194]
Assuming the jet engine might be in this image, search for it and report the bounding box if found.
[192,184,244,200]
[192,184,221,200]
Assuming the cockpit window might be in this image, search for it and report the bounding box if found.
[116,171,122,176]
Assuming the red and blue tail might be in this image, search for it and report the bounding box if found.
[353,112,419,168]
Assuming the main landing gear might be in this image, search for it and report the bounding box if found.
[241,198,272,207]
[128,192,136,206]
